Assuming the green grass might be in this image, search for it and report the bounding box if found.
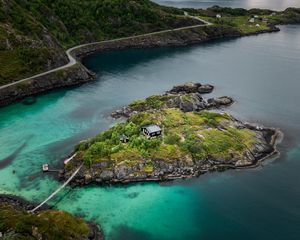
[76,108,257,169]
[0,202,90,240]
[201,15,269,34]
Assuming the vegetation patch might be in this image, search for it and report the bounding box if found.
[0,202,93,240]
[186,6,300,34]
[76,109,256,169]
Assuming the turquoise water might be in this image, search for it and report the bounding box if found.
[154,0,300,10]
[1,25,300,239]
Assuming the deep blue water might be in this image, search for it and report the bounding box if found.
[0,22,300,240]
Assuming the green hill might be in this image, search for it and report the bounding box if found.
[0,0,195,84]
[1,1,299,87]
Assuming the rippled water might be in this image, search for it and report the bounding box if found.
[0,25,300,239]
[154,0,300,10]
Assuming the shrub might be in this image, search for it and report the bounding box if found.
[164,133,181,145]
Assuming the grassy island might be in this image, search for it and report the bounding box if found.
[79,109,255,168]
[63,83,278,185]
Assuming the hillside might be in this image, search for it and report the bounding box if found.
[0,0,197,85]
[0,1,299,96]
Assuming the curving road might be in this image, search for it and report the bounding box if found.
[0,16,212,91]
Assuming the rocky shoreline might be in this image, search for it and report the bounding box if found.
[0,63,95,107]
[60,83,281,186]
[0,194,104,240]
[0,23,280,107]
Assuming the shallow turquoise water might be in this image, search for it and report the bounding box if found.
[1,26,300,239]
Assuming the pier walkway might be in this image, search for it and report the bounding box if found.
[29,163,83,213]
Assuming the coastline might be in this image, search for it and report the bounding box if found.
[0,23,280,107]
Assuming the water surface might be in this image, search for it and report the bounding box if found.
[0,26,300,239]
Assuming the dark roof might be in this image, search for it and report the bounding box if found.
[142,124,162,133]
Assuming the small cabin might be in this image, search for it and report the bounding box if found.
[141,124,162,138]
[120,134,129,143]
[216,14,221,18]
[42,164,49,172]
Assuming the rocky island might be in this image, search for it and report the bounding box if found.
[0,195,103,240]
[61,83,280,185]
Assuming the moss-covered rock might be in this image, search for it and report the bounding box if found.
[111,83,233,118]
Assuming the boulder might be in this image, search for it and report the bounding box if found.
[208,96,233,107]
[100,170,114,181]
[197,84,214,93]
[179,93,207,112]
[169,82,202,93]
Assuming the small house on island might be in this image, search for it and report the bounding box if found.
[141,124,162,138]
[216,14,221,18]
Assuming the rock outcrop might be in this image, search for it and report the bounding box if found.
[111,82,233,118]
[169,82,214,94]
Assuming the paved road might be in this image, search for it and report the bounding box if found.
[0,17,211,91]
